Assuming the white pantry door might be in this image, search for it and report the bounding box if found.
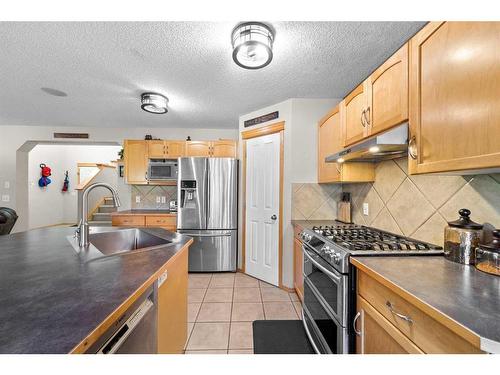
[245,132,281,286]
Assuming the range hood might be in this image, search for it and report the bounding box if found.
[325,123,408,163]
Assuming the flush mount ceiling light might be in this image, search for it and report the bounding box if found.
[231,22,274,69]
[141,92,168,114]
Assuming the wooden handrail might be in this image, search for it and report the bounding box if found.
[76,163,116,190]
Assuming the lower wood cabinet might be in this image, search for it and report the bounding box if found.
[112,214,177,232]
[157,247,188,353]
[355,269,482,354]
[356,296,423,354]
[293,238,304,302]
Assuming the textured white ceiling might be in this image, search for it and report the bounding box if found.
[0,22,425,129]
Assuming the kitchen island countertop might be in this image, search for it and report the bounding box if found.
[0,226,191,353]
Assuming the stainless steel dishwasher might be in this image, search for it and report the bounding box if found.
[86,284,158,354]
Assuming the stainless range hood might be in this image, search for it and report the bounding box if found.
[325,123,408,163]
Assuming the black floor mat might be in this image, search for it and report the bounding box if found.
[252,320,315,354]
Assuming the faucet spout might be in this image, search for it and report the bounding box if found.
[77,182,121,248]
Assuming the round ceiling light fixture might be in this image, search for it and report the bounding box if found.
[141,92,168,114]
[231,22,274,69]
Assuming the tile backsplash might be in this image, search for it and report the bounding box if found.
[292,157,500,246]
[131,185,177,209]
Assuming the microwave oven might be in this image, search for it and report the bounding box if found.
[148,159,178,181]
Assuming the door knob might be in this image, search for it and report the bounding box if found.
[271,215,277,221]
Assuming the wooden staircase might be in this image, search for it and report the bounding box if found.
[88,197,117,227]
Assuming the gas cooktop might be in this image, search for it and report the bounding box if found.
[300,223,443,273]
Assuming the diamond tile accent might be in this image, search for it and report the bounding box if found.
[409,173,468,209]
[131,184,177,209]
[411,212,448,247]
[371,207,403,235]
[386,179,434,235]
[292,183,342,220]
[373,160,406,203]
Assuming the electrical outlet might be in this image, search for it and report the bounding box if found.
[161,196,166,204]
[156,196,161,203]
[1,194,10,202]
[4,181,10,189]
[363,203,369,216]
[135,195,141,204]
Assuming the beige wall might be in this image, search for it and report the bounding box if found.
[292,157,500,247]
[239,98,337,288]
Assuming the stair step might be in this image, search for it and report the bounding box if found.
[99,205,118,213]
[88,220,112,227]
[103,197,115,203]
[92,212,112,221]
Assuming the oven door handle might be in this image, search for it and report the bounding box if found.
[301,310,321,354]
[302,246,341,282]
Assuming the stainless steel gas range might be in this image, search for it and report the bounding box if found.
[300,222,443,354]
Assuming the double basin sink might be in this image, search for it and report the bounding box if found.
[68,227,181,259]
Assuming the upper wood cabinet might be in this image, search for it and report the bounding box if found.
[211,140,238,158]
[185,141,212,157]
[408,22,500,174]
[366,43,409,136]
[318,105,375,183]
[166,141,186,158]
[186,140,238,158]
[318,106,343,182]
[341,83,369,146]
[124,140,148,184]
[148,140,186,158]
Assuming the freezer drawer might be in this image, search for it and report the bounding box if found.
[179,229,237,272]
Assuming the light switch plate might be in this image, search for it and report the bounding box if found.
[4,181,10,189]
[135,195,141,203]
[1,194,10,202]
[161,196,166,204]
[363,203,369,216]
[156,196,161,203]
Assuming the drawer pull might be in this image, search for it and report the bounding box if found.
[386,301,413,324]
[353,311,362,335]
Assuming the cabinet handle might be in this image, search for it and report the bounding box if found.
[385,301,413,324]
[364,106,371,125]
[145,171,148,181]
[408,136,418,160]
[360,110,366,128]
[353,311,362,335]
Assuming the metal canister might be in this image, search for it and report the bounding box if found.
[444,209,483,265]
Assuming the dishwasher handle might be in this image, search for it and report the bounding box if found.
[98,298,154,354]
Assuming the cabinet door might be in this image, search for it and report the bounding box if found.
[211,140,237,158]
[157,247,188,353]
[124,140,148,184]
[293,238,304,302]
[342,83,369,147]
[409,22,500,174]
[185,141,212,157]
[356,296,423,354]
[318,107,341,183]
[148,140,166,158]
[366,43,408,136]
[165,141,186,158]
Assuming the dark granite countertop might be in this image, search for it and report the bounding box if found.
[351,256,500,353]
[0,226,191,353]
[111,209,177,216]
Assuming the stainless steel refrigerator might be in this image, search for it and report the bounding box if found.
[177,157,238,272]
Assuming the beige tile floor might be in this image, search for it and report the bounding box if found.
[184,272,302,354]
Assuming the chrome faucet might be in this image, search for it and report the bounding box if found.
[76,182,121,248]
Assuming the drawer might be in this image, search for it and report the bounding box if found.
[357,270,481,353]
[146,216,177,227]
[112,215,145,226]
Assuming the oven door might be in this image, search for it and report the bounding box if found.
[302,278,348,354]
[302,244,347,326]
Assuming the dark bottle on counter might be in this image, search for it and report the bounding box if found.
[444,209,483,265]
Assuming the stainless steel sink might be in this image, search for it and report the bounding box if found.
[88,228,173,256]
